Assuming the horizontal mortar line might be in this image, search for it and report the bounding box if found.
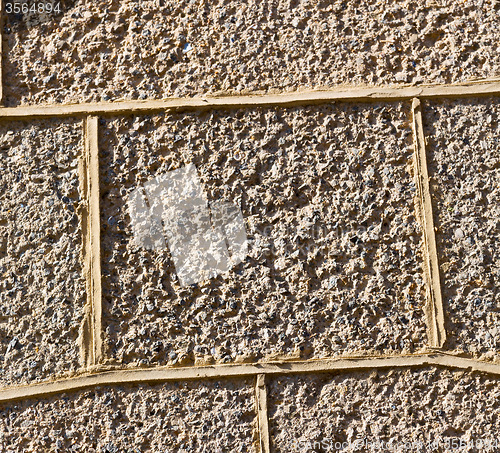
[0,352,499,403]
[0,79,500,119]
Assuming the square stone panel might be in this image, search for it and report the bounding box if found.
[4,0,500,106]
[424,98,500,358]
[0,118,85,386]
[268,368,500,452]
[0,378,257,452]
[100,101,427,367]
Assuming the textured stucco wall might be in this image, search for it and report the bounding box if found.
[424,98,500,359]
[0,119,85,387]
[2,0,500,450]
[99,101,427,367]
[269,367,500,452]
[0,378,257,452]
[4,0,500,106]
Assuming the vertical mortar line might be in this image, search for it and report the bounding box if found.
[78,119,93,369]
[86,115,103,365]
[256,374,271,453]
[411,97,446,349]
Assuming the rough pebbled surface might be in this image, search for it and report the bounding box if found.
[425,98,500,359]
[269,367,500,452]
[0,119,85,386]
[0,378,257,452]
[99,102,427,368]
[5,0,500,106]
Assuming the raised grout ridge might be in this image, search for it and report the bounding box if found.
[0,352,499,404]
[0,79,499,118]
[411,98,447,348]
[256,374,271,453]
[85,116,103,366]
[77,133,93,369]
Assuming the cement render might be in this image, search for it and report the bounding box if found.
[0,119,86,387]
[1,0,500,448]
[424,98,500,360]
[99,101,427,367]
[4,0,500,106]
[0,378,256,452]
[269,367,500,452]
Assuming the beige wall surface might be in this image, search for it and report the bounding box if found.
[1,0,500,452]
[0,378,256,452]
[99,103,427,368]
[269,367,500,452]
[4,0,500,106]
[424,97,500,359]
[0,118,85,387]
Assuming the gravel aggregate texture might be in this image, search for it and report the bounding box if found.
[0,119,86,387]
[0,378,257,452]
[268,367,500,452]
[5,0,500,106]
[4,0,500,449]
[424,98,500,360]
[99,101,427,367]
